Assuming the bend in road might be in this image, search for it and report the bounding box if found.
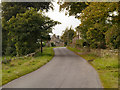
[3,47,102,88]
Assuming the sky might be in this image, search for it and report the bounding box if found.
[45,1,81,36]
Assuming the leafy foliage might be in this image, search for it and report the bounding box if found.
[61,27,76,46]
[6,8,59,56]
[59,2,89,16]
[2,2,54,55]
[2,2,53,21]
[60,2,119,49]
[105,23,120,49]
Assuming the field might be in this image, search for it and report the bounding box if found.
[67,47,118,88]
[2,47,54,85]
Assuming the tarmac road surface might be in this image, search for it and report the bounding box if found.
[3,47,102,88]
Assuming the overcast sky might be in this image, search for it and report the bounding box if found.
[45,0,81,36]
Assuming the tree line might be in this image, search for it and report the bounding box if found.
[60,2,120,49]
[2,2,60,56]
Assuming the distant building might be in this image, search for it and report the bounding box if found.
[50,34,64,47]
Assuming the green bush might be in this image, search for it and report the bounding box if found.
[75,39,84,48]
[51,42,56,47]
[42,42,46,47]
[5,42,17,56]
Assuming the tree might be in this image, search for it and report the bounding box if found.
[80,2,119,49]
[2,2,53,21]
[6,8,59,56]
[2,2,54,55]
[61,27,76,46]
[2,18,9,55]
[59,2,119,49]
[105,23,120,49]
[86,23,106,48]
[59,2,89,17]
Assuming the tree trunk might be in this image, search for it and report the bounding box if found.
[118,46,120,63]
[40,39,43,53]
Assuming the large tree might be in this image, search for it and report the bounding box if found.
[6,8,59,56]
[59,2,119,49]
[80,2,119,49]
[2,2,54,55]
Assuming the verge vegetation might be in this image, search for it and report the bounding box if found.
[67,47,118,88]
[2,47,54,85]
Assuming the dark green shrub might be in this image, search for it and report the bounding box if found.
[42,42,46,47]
[51,42,56,47]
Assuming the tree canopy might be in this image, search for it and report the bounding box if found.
[2,2,61,56]
[61,27,76,46]
[2,2,60,56]
[59,2,119,49]
[2,2,53,21]
[5,8,59,56]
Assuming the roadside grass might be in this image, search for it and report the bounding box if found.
[92,56,118,88]
[67,47,83,52]
[67,47,118,88]
[0,65,1,86]
[2,56,13,62]
[2,47,54,85]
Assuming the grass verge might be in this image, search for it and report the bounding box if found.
[2,47,54,85]
[67,47,118,88]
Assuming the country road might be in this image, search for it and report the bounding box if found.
[3,47,102,88]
